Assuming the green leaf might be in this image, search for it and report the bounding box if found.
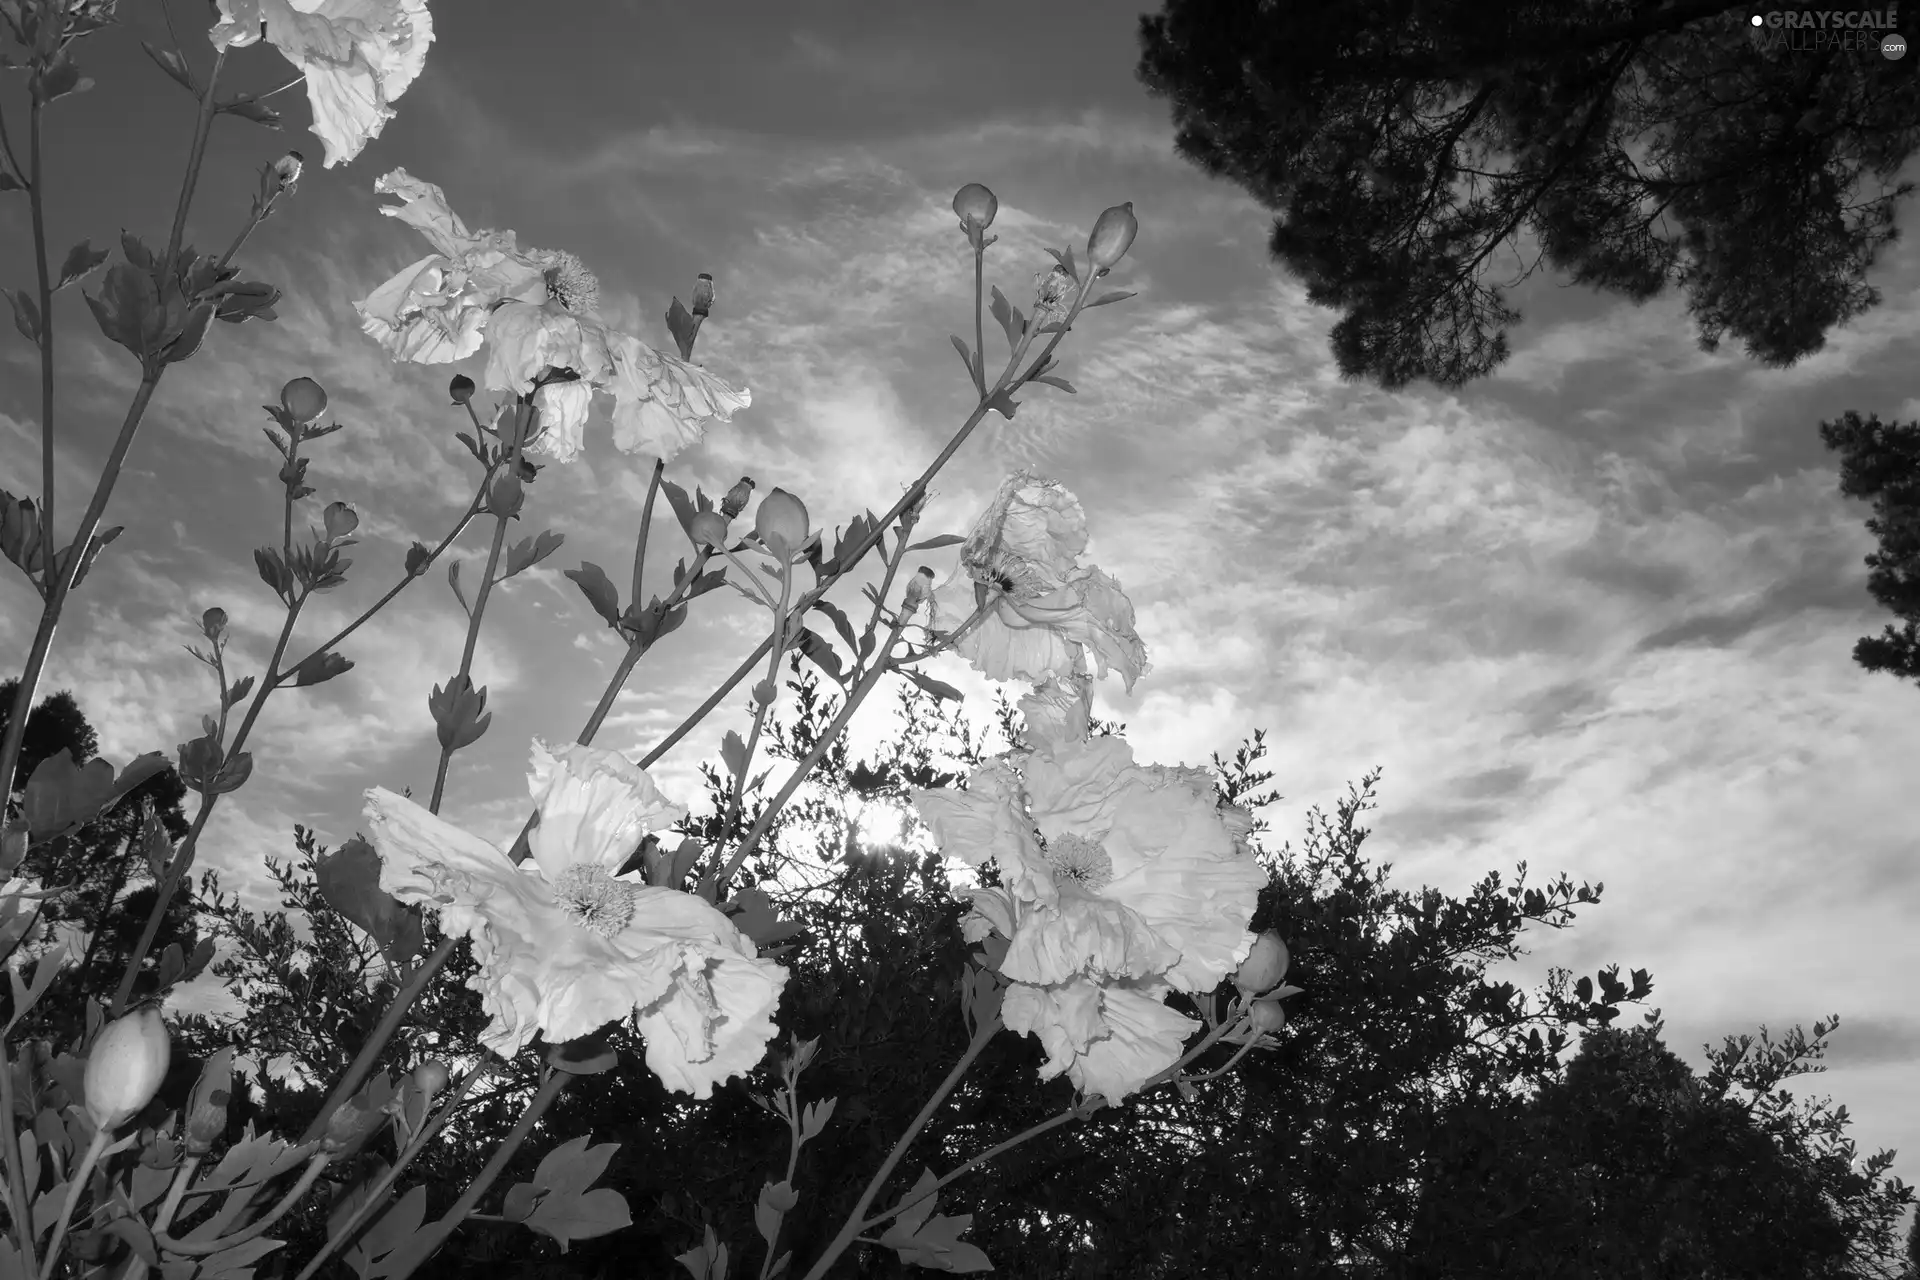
[812,598,860,656]
[54,241,110,292]
[290,650,353,688]
[675,1226,728,1280]
[906,534,965,551]
[720,730,748,781]
[222,674,255,710]
[506,1136,631,1252]
[1044,244,1081,282]
[564,561,622,629]
[1084,289,1136,309]
[661,479,697,536]
[665,295,698,361]
[215,95,282,127]
[5,951,67,1036]
[1031,374,1076,394]
[446,558,470,618]
[724,887,804,950]
[139,41,196,93]
[404,541,432,578]
[902,670,964,703]
[428,676,491,752]
[498,529,564,583]
[988,285,1021,351]
[4,288,40,346]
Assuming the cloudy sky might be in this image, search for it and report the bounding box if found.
[2,0,1915,1207]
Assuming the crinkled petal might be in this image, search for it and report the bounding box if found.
[363,786,675,1058]
[1051,567,1151,692]
[974,474,1089,590]
[484,301,613,397]
[929,572,1081,687]
[1028,738,1263,992]
[1000,890,1180,986]
[633,937,786,1099]
[1018,669,1093,754]
[913,761,1055,909]
[1002,978,1195,1105]
[212,0,434,168]
[355,255,492,363]
[613,886,787,1098]
[529,382,596,464]
[604,331,751,463]
[961,884,1016,943]
[525,741,686,877]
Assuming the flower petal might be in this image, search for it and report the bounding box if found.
[214,0,433,169]
[363,786,669,1058]
[913,761,1055,910]
[525,740,687,877]
[1002,978,1195,1105]
[529,382,595,464]
[604,332,752,463]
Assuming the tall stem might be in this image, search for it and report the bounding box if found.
[380,1067,573,1280]
[797,1017,998,1280]
[0,376,161,813]
[0,1035,39,1280]
[428,403,531,813]
[29,97,53,588]
[165,46,227,268]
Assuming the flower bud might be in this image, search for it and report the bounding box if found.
[720,476,756,520]
[322,501,358,541]
[753,488,809,559]
[1246,997,1286,1035]
[84,1006,171,1131]
[411,1059,450,1097]
[201,607,228,642]
[900,565,935,619]
[689,510,731,551]
[183,1047,234,1156]
[691,273,715,317]
[271,151,304,193]
[952,183,999,233]
[448,374,475,405]
[1233,931,1289,998]
[280,376,328,424]
[1086,201,1138,271]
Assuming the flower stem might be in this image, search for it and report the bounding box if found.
[296,935,459,1146]
[154,1153,329,1254]
[152,1153,202,1235]
[111,584,307,1018]
[165,46,227,269]
[37,1126,109,1280]
[629,457,664,618]
[29,96,53,590]
[294,1061,488,1280]
[797,1012,999,1280]
[0,1035,40,1280]
[637,298,1067,774]
[379,1066,574,1280]
[0,373,161,830]
[428,401,532,814]
[718,562,792,844]
[718,615,909,890]
[971,239,987,400]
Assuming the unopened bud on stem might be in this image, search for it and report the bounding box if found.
[280,377,328,424]
[720,476,756,520]
[691,273,715,317]
[448,374,475,405]
[952,183,998,236]
[1233,931,1289,998]
[753,488,809,560]
[1087,202,1138,272]
[689,510,730,551]
[84,1006,171,1131]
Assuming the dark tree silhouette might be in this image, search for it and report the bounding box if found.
[1135,0,1919,390]
[1396,1022,1881,1279]
[0,679,196,1045]
[1820,411,1920,684]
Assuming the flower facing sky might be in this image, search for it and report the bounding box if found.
[210,0,433,169]
[353,170,750,464]
[915,735,1264,1101]
[928,471,1149,691]
[363,741,785,1097]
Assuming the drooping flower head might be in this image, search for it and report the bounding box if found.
[354,171,751,464]
[1017,664,1094,755]
[210,0,433,169]
[364,741,785,1096]
[928,471,1149,691]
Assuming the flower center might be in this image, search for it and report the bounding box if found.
[543,251,601,314]
[550,863,636,937]
[1044,832,1114,891]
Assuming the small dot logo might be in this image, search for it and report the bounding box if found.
[1886,33,1909,58]
[1750,12,1764,23]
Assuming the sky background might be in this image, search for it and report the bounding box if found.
[2,0,1916,1216]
